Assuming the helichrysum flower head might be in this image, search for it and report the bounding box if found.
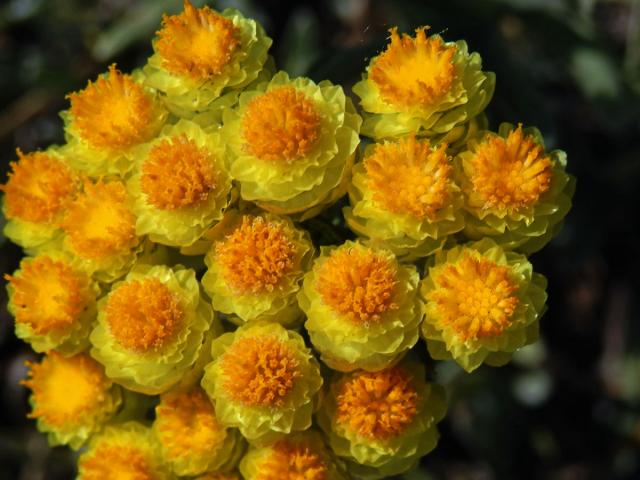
[201,321,323,444]
[318,360,446,479]
[421,238,548,372]
[345,135,464,259]
[239,430,350,480]
[153,386,245,476]
[22,352,122,450]
[62,65,168,177]
[456,123,575,253]
[353,27,495,140]
[77,421,174,480]
[90,264,215,395]
[221,71,361,219]
[60,178,140,282]
[128,119,233,247]
[0,148,82,252]
[5,254,99,355]
[202,210,314,326]
[144,0,272,117]
[298,240,422,372]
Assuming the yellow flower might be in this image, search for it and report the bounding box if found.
[60,178,141,282]
[154,386,244,476]
[345,135,464,259]
[5,253,99,355]
[456,123,575,253]
[201,210,314,326]
[298,240,422,372]
[22,352,122,450]
[144,0,272,117]
[421,238,548,372]
[318,360,446,479]
[1,148,81,252]
[62,64,168,177]
[90,264,216,395]
[353,27,495,140]
[239,430,350,480]
[128,119,233,247]
[77,421,174,480]
[221,71,361,219]
[201,322,323,444]
[196,472,241,480]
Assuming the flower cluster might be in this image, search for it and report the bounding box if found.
[2,2,574,479]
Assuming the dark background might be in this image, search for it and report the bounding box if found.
[1,1,639,479]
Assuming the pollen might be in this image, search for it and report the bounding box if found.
[365,136,453,219]
[463,125,553,212]
[156,0,240,80]
[427,252,520,341]
[141,134,217,210]
[79,444,154,480]
[257,439,327,480]
[1,149,79,224]
[242,86,321,163]
[370,27,457,110]
[335,366,419,440]
[315,246,398,324]
[68,64,157,151]
[23,352,111,428]
[61,180,138,260]
[220,335,300,407]
[6,257,92,335]
[155,387,226,462]
[215,216,297,294]
[105,278,184,353]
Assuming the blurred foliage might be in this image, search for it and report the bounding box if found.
[1,0,639,479]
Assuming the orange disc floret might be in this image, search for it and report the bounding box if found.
[6,257,91,335]
[141,134,217,210]
[427,252,519,341]
[79,444,155,480]
[370,27,457,110]
[315,246,398,324]
[257,438,327,480]
[105,278,184,353]
[61,180,137,260]
[242,86,321,163]
[335,366,419,440]
[156,0,240,80]
[155,387,226,461]
[220,335,300,407]
[23,352,111,428]
[365,136,453,219]
[215,216,297,294]
[464,125,552,212]
[68,64,157,151]
[1,149,79,224]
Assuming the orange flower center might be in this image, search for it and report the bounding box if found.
[370,27,457,110]
[463,125,553,212]
[79,444,154,480]
[61,180,138,260]
[1,150,79,224]
[141,134,217,210]
[220,335,300,407]
[6,256,92,335]
[335,366,419,440]
[257,439,327,480]
[105,278,184,353]
[365,136,452,219]
[156,0,240,80]
[23,352,111,428]
[315,246,398,324]
[215,216,297,294]
[155,387,226,462]
[427,252,520,341]
[242,86,321,163]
